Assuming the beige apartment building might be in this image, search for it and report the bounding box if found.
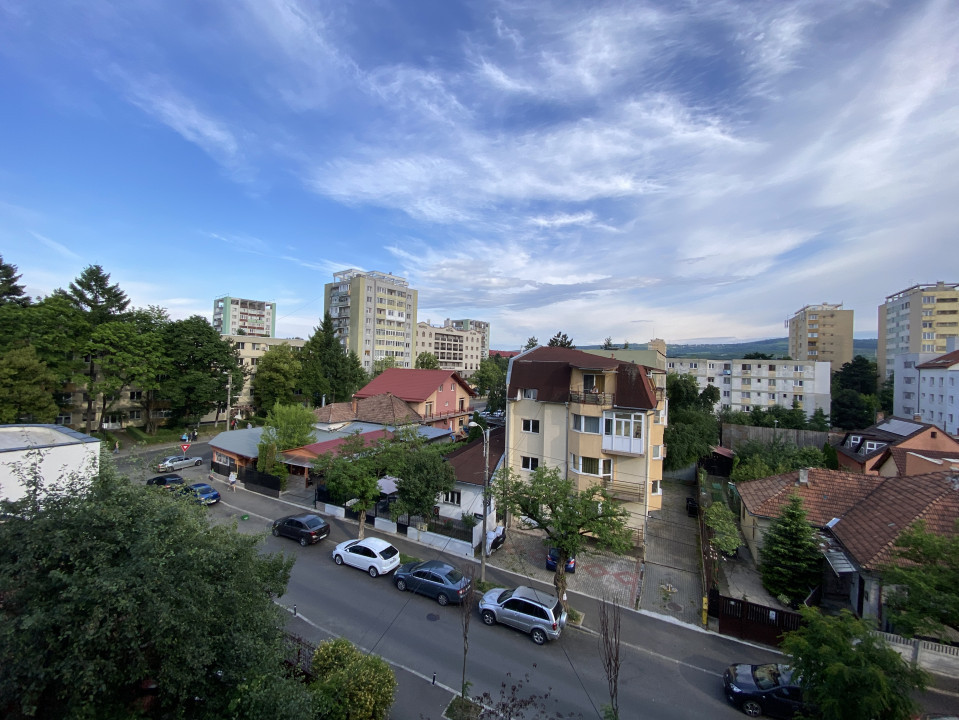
[786,303,853,373]
[506,346,667,540]
[414,320,489,378]
[224,336,306,413]
[878,282,959,379]
[324,269,418,372]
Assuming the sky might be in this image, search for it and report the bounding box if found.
[2,1,957,349]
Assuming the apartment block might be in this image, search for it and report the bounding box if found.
[877,281,959,379]
[786,303,853,372]
[506,347,667,539]
[225,336,306,412]
[414,320,489,378]
[665,358,831,418]
[914,339,959,436]
[893,352,938,421]
[446,318,490,358]
[324,269,418,372]
[212,296,276,337]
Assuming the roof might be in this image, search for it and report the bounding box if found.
[917,349,959,370]
[313,394,423,425]
[835,416,943,466]
[208,427,264,458]
[490,350,519,358]
[737,468,886,526]
[832,471,959,570]
[445,426,505,487]
[0,424,100,451]
[878,447,959,476]
[354,368,476,402]
[282,429,394,468]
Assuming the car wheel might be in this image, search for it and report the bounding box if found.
[531,628,547,645]
[741,700,763,717]
[437,593,449,606]
[299,537,308,547]
[481,610,496,626]
[195,459,202,466]
[272,527,279,536]
[396,579,407,592]
[334,555,343,565]
[368,566,379,578]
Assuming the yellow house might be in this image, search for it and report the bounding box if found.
[505,346,666,541]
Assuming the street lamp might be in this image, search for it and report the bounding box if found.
[468,421,490,582]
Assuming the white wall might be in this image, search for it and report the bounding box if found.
[0,426,100,502]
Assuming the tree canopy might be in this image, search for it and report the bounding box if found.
[313,432,382,539]
[830,388,875,430]
[782,607,927,720]
[0,255,30,306]
[310,637,396,720]
[834,355,878,395]
[299,313,366,405]
[494,466,632,608]
[0,345,60,423]
[472,356,507,412]
[415,351,440,369]
[663,408,717,471]
[546,331,575,348]
[760,494,822,605]
[251,343,302,413]
[523,336,538,350]
[390,435,456,521]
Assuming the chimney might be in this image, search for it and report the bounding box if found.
[914,414,922,422]
[799,467,809,485]
[352,398,358,414]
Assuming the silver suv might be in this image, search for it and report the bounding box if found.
[478,585,567,644]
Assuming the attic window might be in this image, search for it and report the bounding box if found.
[932,431,938,438]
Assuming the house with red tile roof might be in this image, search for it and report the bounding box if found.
[354,368,476,435]
[313,393,422,429]
[834,415,959,474]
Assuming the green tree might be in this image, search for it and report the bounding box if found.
[310,637,396,720]
[831,388,875,430]
[0,294,88,389]
[879,372,895,416]
[523,336,538,351]
[663,408,717,471]
[782,607,927,720]
[264,402,317,451]
[730,455,775,483]
[601,336,614,350]
[665,373,702,411]
[472,356,507,412]
[699,384,720,412]
[391,440,457,521]
[162,316,243,427]
[251,343,303,414]
[760,494,822,605]
[0,254,30,306]
[808,407,830,431]
[299,313,365,405]
[0,462,309,719]
[547,331,574,348]
[704,502,741,555]
[371,355,398,378]
[415,351,440,369]
[466,412,487,443]
[313,432,381,539]
[733,437,826,476]
[622,339,630,349]
[834,355,878,395]
[822,441,839,469]
[882,519,959,638]
[0,345,60,423]
[494,466,632,609]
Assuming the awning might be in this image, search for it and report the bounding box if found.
[824,547,856,575]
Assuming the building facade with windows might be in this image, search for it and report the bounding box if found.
[786,302,854,372]
[877,281,959,379]
[505,346,667,540]
[664,357,831,418]
[324,269,418,372]
[414,320,489,378]
[913,342,959,436]
[212,296,276,337]
[224,336,307,413]
[893,351,938,421]
[446,318,490,359]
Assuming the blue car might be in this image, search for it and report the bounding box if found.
[546,547,576,573]
[185,482,221,505]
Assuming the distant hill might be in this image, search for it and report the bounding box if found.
[579,337,877,361]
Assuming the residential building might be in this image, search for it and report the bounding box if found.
[415,320,489,378]
[834,416,959,474]
[584,339,668,372]
[443,425,504,525]
[914,340,959,436]
[353,368,476,434]
[505,346,667,540]
[665,357,831,418]
[786,303,854,372]
[212,296,276,337]
[446,318,490,358]
[877,281,959,379]
[0,424,100,502]
[893,351,938,420]
[324,269,418,372]
[219,335,307,416]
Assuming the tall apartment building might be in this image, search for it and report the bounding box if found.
[212,296,276,337]
[878,282,959,379]
[446,318,490,358]
[414,321,489,378]
[665,357,831,418]
[324,269,418,372]
[786,303,853,372]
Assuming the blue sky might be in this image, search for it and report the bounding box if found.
[2,1,957,348]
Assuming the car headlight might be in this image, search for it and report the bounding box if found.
[727,682,743,693]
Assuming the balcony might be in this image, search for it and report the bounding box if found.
[604,479,645,504]
[570,390,614,406]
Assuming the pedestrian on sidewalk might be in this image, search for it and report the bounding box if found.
[229,471,237,492]
[113,440,120,454]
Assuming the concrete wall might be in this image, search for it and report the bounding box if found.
[877,631,959,678]
[406,527,473,558]
[0,427,100,502]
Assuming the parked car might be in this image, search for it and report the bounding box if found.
[157,455,203,471]
[272,514,330,546]
[545,547,576,573]
[478,585,567,645]
[332,537,400,577]
[723,663,807,718]
[183,482,221,505]
[394,559,472,605]
[686,497,700,517]
[146,474,184,487]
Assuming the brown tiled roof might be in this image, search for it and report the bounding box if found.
[283,428,394,465]
[354,368,476,402]
[445,426,505,487]
[737,468,886,526]
[313,402,356,424]
[879,447,959,476]
[518,346,623,369]
[832,471,959,570]
[356,394,422,425]
[917,349,959,370]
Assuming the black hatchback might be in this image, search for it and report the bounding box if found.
[723,664,806,718]
[272,514,331,547]
[394,559,472,606]
[146,474,184,488]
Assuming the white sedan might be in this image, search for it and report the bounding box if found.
[156,455,204,471]
[332,537,400,577]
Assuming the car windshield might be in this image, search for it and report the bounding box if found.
[378,545,398,559]
[751,664,788,691]
[304,517,325,530]
[193,485,212,493]
[444,568,464,583]
[497,589,515,603]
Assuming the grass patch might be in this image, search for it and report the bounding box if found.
[568,607,583,624]
[445,695,481,720]
[399,553,420,565]
[474,579,498,594]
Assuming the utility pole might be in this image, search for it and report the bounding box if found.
[225,372,232,430]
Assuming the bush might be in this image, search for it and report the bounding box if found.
[704,502,741,555]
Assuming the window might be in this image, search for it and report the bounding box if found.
[794,380,804,387]
[572,414,600,433]
[442,491,461,506]
[129,390,142,401]
[653,409,663,424]
[652,445,663,459]
[650,479,661,495]
[129,410,141,420]
[522,419,540,433]
[235,342,245,350]
[55,413,71,425]
[522,388,538,400]
[521,456,539,471]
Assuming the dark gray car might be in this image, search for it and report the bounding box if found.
[272,514,330,546]
[394,560,471,606]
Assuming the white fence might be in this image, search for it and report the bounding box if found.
[876,631,959,678]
